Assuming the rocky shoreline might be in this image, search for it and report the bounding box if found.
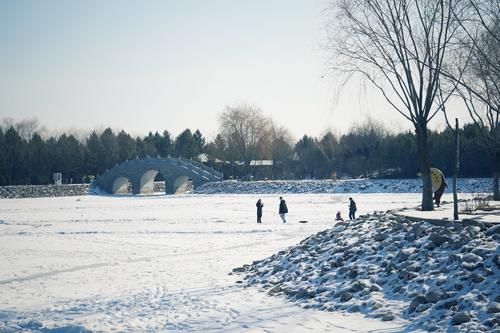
[233,212,500,332]
[196,178,491,194]
[0,184,89,199]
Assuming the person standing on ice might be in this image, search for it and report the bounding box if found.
[434,178,448,207]
[256,199,264,223]
[278,197,288,223]
[348,197,357,220]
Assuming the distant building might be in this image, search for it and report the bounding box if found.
[249,160,273,166]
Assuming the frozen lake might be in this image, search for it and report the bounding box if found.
[0,193,438,332]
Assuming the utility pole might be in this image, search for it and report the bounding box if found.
[453,118,459,220]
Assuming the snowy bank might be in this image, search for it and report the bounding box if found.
[196,178,491,195]
[0,184,89,199]
[234,212,500,332]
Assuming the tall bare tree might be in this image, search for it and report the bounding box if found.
[448,0,500,199]
[218,104,270,167]
[327,0,465,210]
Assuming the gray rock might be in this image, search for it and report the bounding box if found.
[462,261,483,270]
[471,273,485,283]
[232,266,247,273]
[381,313,395,321]
[407,264,422,272]
[487,302,500,314]
[415,303,431,313]
[486,225,500,236]
[266,284,282,294]
[399,269,418,281]
[349,304,361,312]
[494,254,500,267]
[429,233,452,246]
[372,302,383,310]
[296,287,315,299]
[409,295,427,313]
[426,324,440,332]
[452,312,471,325]
[340,291,353,302]
[374,233,389,241]
[462,253,483,263]
[425,290,443,303]
[370,284,382,292]
[348,269,358,279]
[350,280,369,292]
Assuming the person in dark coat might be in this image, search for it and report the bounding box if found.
[335,211,344,222]
[279,196,288,223]
[348,197,357,220]
[256,199,264,223]
[434,178,448,207]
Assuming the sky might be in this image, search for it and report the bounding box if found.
[0,0,462,140]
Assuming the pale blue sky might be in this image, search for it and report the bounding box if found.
[0,0,453,139]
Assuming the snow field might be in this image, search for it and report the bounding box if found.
[0,193,416,332]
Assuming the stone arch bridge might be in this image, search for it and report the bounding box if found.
[94,157,222,195]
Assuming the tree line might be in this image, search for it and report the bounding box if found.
[0,114,492,186]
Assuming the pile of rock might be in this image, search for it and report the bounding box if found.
[0,184,89,199]
[233,213,500,332]
[196,178,490,195]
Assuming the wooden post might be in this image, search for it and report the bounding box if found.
[453,118,459,220]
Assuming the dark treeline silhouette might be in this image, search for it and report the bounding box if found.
[0,118,491,186]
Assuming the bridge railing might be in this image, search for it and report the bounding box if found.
[178,158,223,181]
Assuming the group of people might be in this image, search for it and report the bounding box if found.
[255,169,449,224]
[255,196,357,224]
[335,197,357,222]
[256,197,288,223]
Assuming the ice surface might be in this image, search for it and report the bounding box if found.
[0,193,418,332]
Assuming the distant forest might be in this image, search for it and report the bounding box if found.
[0,115,492,186]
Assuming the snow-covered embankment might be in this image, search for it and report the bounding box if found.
[233,212,500,332]
[196,178,491,194]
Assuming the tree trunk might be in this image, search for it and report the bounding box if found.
[416,124,434,211]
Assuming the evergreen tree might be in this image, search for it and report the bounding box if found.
[193,129,205,155]
[175,129,198,158]
[4,127,27,184]
[0,128,7,185]
[27,132,49,184]
[294,135,323,179]
[99,128,119,169]
[86,131,103,175]
[117,130,137,162]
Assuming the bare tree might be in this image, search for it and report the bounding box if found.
[448,0,500,200]
[327,0,465,210]
[218,104,270,167]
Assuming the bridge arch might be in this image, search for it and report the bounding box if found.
[94,157,222,195]
[139,170,159,194]
[112,176,130,194]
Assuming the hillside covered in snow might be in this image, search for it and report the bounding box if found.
[234,212,500,332]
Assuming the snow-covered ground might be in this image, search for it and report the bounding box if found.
[0,190,497,332]
[195,178,491,195]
